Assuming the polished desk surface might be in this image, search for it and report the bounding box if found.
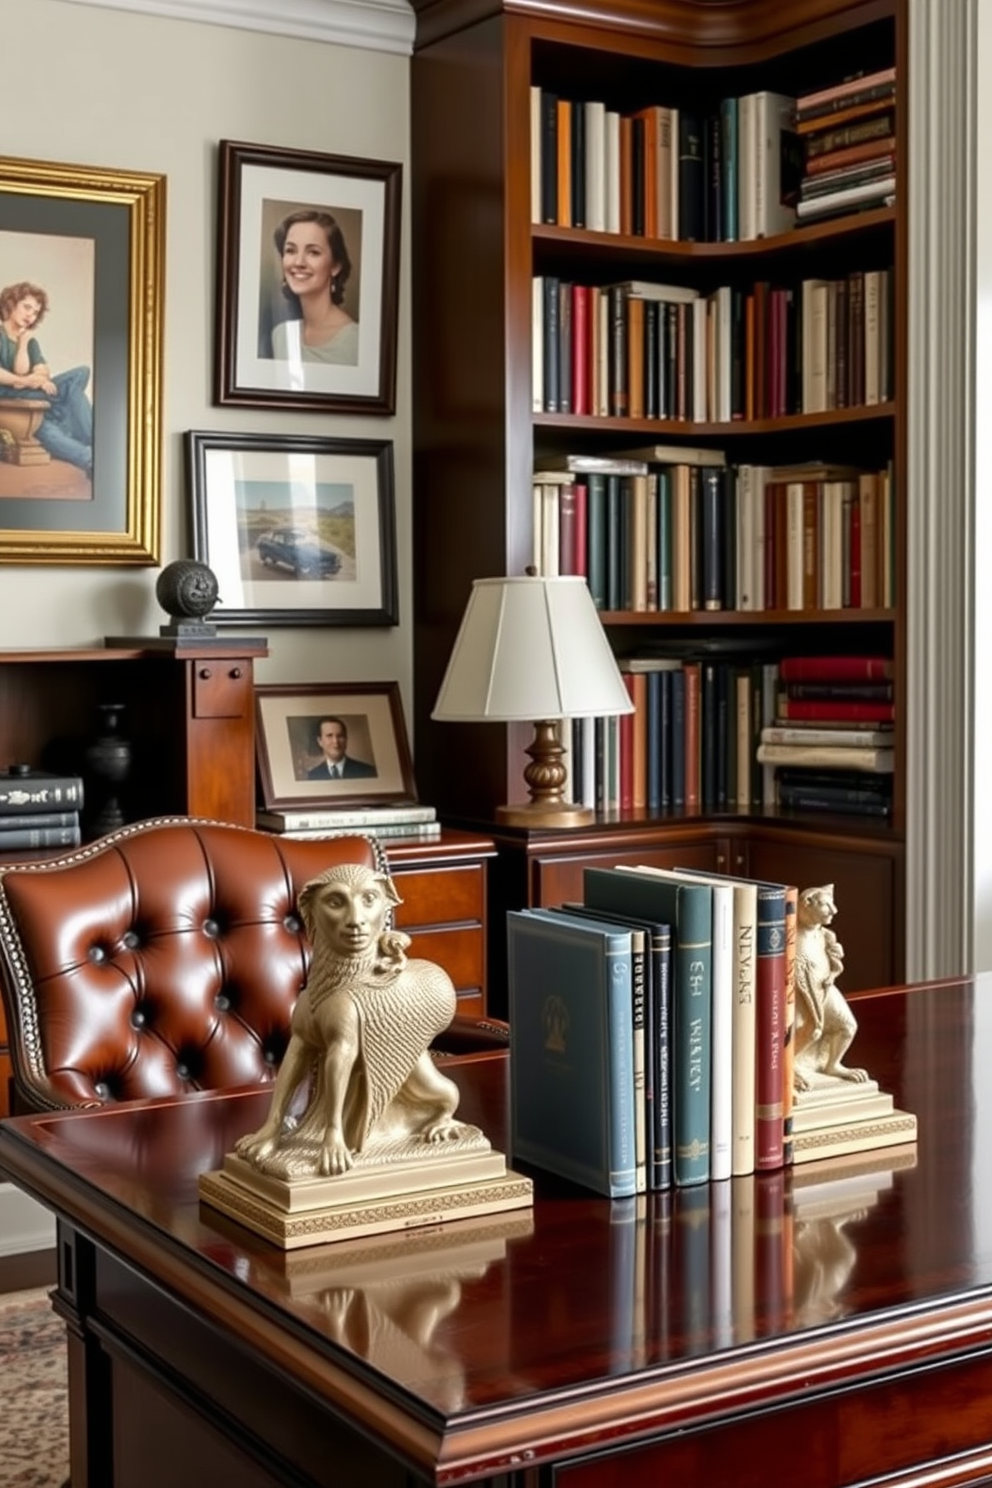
[0,976,990,1484]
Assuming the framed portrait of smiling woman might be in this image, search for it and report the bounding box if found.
[215,141,401,416]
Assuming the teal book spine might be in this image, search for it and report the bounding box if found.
[720,95,739,242]
[583,868,712,1186]
[507,909,637,1198]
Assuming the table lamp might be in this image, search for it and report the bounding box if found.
[431,572,634,828]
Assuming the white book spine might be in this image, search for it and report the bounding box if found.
[731,882,758,1173]
[709,883,735,1181]
[864,268,881,405]
[786,481,805,610]
[530,85,542,225]
[822,480,845,609]
[605,110,621,233]
[717,285,732,424]
[585,100,607,233]
[754,91,796,238]
[738,93,755,240]
[541,484,560,577]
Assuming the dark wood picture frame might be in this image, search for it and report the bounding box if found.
[214,140,401,416]
[187,430,398,627]
[255,682,417,810]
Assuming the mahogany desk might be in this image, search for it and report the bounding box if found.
[1,978,991,1488]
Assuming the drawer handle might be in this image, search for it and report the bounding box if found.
[198,667,212,680]
[229,667,243,679]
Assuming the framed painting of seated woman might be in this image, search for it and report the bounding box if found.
[214,140,401,417]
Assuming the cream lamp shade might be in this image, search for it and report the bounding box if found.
[431,573,634,827]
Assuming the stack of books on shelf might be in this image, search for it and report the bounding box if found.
[532,453,895,615]
[0,769,84,852]
[564,648,780,815]
[529,85,801,243]
[795,67,896,223]
[532,270,895,422]
[757,655,894,819]
[256,802,441,842]
[508,863,913,1198]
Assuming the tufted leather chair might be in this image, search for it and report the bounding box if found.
[0,817,506,1116]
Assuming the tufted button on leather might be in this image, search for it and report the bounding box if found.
[122,930,140,950]
[176,1062,191,1080]
[94,1081,110,1099]
[87,945,106,964]
[263,1048,278,1066]
[284,915,301,933]
[131,1007,147,1029]
[215,992,231,1012]
[202,919,220,939]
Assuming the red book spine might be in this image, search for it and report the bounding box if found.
[778,654,893,683]
[572,283,591,416]
[755,884,786,1171]
[777,698,895,723]
[573,477,588,579]
[848,497,862,608]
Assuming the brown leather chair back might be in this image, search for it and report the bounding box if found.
[0,818,384,1114]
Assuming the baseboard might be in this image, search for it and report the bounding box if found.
[0,1182,56,1257]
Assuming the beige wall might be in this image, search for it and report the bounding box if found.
[0,0,413,712]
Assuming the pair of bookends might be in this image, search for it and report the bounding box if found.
[791,884,916,1163]
[199,862,532,1248]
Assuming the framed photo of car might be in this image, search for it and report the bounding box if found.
[255,682,416,809]
[186,430,398,626]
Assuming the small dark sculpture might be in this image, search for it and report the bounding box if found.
[155,559,220,637]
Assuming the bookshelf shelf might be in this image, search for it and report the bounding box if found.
[411,0,906,993]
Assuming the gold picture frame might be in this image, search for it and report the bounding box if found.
[0,154,165,564]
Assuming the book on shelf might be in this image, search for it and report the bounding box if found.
[507,907,637,1199]
[795,66,896,124]
[0,822,81,850]
[778,654,893,683]
[795,177,895,220]
[611,443,726,467]
[751,90,799,239]
[757,742,894,772]
[583,866,712,1188]
[0,810,83,831]
[775,697,895,724]
[761,723,893,748]
[804,110,895,159]
[776,787,892,818]
[256,803,437,832]
[0,772,85,812]
[536,453,648,476]
[561,899,673,1191]
[273,821,444,842]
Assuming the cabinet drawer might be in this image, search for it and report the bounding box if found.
[391,864,484,929]
[406,925,484,992]
[191,660,252,720]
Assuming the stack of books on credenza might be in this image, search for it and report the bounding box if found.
[0,766,84,853]
[256,801,441,843]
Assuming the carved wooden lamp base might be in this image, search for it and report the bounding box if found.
[495,719,594,829]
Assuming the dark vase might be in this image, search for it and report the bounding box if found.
[84,703,132,837]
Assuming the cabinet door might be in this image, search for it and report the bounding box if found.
[745,837,897,993]
[532,837,724,910]
[185,658,256,826]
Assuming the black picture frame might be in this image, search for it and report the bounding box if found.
[187,430,398,627]
[214,140,401,416]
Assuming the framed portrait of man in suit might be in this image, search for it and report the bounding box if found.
[255,682,417,810]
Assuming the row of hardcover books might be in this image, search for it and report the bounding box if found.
[532,269,894,423]
[530,69,895,246]
[561,654,895,818]
[0,771,84,850]
[509,863,797,1195]
[256,801,440,841]
[533,456,896,614]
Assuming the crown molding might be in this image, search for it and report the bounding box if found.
[54,0,416,54]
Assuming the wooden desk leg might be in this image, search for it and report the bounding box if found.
[52,1222,113,1488]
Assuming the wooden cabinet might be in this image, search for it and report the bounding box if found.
[411,0,907,978]
[0,642,268,838]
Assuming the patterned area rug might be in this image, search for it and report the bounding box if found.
[0,1287,69,1487]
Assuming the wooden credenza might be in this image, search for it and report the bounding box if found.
[0,977,988,1487]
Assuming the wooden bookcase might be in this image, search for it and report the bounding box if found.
[410,0,906,992]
